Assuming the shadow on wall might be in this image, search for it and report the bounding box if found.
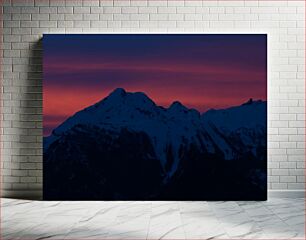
[4,39,43,200]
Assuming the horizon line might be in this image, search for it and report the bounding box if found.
[43,88,267,137]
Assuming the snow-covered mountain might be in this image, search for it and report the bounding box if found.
[45,88,215,176]
[202,99,267,161]
[43,88,267,200]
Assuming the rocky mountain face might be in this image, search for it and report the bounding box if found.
[44,88,267,200]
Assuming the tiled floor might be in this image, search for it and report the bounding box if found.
[1,197,305,239]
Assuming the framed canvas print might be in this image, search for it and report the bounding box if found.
[43,34,267,200]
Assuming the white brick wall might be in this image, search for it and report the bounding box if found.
[1,0,305,198]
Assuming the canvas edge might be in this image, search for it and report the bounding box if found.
[1,190,304,200]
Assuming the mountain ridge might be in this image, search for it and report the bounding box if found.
[43,88,267,200]
[44,87,266,172]
[47,88,265,137]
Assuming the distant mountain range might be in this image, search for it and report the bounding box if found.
[43,88,267,200]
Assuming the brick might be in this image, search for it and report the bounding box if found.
[139,20,158,28]
[287,148,305,155]
[50,14,65,20]
[271,121,288,128]
[131,0,147,7]
[269,176,279,183]
[3,6,22,13]
[269,162,279,169]
[103,7,121,14]
[73,7,90,14]
[279,128,297,134]
[49,0,65,6]
[3,20,20,28]
[4,176,20,183]
[21,6,39,14]
[185,0,202,6]
[113,14,129,21]
[83,0,99,6]
[158,7,176,14]
[57,20,73,28]
[271,183,288,189]
[279,7,297,14]
[12,170,28,177]
[234,7,251,14]
[280,162,296,169]
[272,169,289,176]
[12,43,30,50]
[168,14,184,21]
[210,21,234,28]
[4,49,21,57]
[207,7,225,14]
[280,176,296,183]
[130,14,149,21]
[74,21,90,28]
[57,6,73,14]
[177,7,196,14]
[150,14,167,21]
[65,0,82,6]
[12,0,34,7]
[83,13,99,20]
[148,0,167,7]
[185,14,202,21]
[121,20,139,28]
[251,6,279,14]
[99,14,113,20]
[12,28,31,35]
[35,0,49,6]
[121,7,138,14]
[202,14,218,20]
[289,135,305,142]
[297,176,305,183]
[28,170,42,177]
[20,177,37,183]
[12,183,28,189]
[297,162,305,168]
[31,28,49,35]
[251,21,279,28]
[12,14,31,20]
[218,1,244,6]
[289,169,305,176]
[113,0,130,6]
[289,121,305,128]
[219,14,244,21]
[31,14,49,20]
[168,0,184,7]
[139,7,157,13]
[65,14,83,20]
[158,20,176,28]
[288,183,305,189]
[90,7,104,13]
[288,155,305,162]
[39,6,57,14]
[90,21,108,28]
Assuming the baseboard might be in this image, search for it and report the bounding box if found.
[2,189,305,200]
[268,190,305,198]
[1,190,42,200]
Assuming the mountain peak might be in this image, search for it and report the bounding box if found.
[242,98,263,106]
[109,88,126,97]
[244,98,253,105]
[169,101,187,111]
[102,88,127,104]
[171,101,183,106]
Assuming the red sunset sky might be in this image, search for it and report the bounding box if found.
[43,34,267,136]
